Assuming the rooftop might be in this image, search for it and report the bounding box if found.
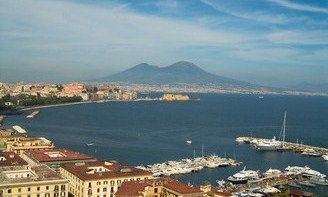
[61,161,152,181]
[0,151,28,167]
[163,178,202,194]
[0,165,66,184]
[24,148,95,163]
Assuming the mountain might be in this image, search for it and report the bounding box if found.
[99,61,255,87]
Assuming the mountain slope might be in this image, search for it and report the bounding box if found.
[100,61,255,87]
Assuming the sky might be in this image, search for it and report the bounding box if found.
[0,0,327,87]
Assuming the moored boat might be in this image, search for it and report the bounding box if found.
[309,176,328,186]
[297,180,316,187]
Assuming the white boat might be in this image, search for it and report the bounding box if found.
[186,140,192,144]
[322,154,328,161]
[297,180,316,187]
[301,148,322,157]
[263,168,282,177]
[86,143,94,146]
[256,136,281,151]
[227,167,260,184]
[309,176,328,186]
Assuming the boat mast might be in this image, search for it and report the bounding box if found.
[282,111,287,148]
[201,144,204,158]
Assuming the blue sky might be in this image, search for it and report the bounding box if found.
[0,0,327,87]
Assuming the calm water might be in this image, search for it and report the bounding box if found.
[4,94,328,195]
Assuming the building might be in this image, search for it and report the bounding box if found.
[115,181,154,197]
[23,148,96,170]
[0,151,28,167]
[60,161,153,197]
[62,83,87,96]
[0,165,69,197]
[3,137,54,155]
[115,178,203,197]
[0,128,14,137]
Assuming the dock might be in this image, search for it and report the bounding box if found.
[236,137,328,154]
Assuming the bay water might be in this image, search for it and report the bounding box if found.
[4,94,328,195]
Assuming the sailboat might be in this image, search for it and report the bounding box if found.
[277,111,292,151]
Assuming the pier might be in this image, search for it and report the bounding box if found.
[236,137,328,155]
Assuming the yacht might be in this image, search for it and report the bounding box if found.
[297,180,316,187]
[309,176,328,186]
[186,140,192,144]
[256,136,281,151]
[301,148,322,157]
[263,168,282,177]
[227,167,260,184]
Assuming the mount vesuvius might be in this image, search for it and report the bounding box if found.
[99,61,255,88]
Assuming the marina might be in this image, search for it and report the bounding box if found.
[218,165,327,195]
[135,154,239,177]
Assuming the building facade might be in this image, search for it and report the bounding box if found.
[60,161,152,197]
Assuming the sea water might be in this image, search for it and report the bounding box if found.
[4,94,328,195]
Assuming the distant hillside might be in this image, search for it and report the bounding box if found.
[99,61,256,87]
[291,82,328,93]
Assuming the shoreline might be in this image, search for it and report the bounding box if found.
[18,101,94,111]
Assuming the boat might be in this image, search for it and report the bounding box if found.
[263,168,282,177]
[86,143,94,146]
[301,148,322,157]
[256,136,281,151]
[309,176,328,186]
[227,167,260,184]
[186,140,192,144]
[322,154,328,161]
[288,182,301,188]
[26,110,40,118]
[297,180,316,187]
[277,112,292,151]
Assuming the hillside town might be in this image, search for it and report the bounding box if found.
[0,82,138,111]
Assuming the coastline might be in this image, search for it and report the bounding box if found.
[18,101,94,111]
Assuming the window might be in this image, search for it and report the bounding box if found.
[46,186,49,190]
[110,181,114,185]
[88,182,92,187]
[37,195,40,197]
[110,187,114,192]
[103,188,107,192]
[37,187,40,191]
[55,185,59,191]
[103,181,108,184]
[61,185,65,190]
[8,189,11,194]
[28,187,31,192]
[97,181,101,185]
[18,188,21,192]
[97,188,100,193]
[154,188,158,193]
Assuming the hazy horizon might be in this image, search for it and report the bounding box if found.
[1,0,327,88]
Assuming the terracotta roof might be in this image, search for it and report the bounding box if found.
[164,179,202,194]
[115,181,151,196]
[24,148,95,162]
[0,151,28,166]
[61,161,152,181]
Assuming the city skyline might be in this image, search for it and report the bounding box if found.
[0,0,327,88]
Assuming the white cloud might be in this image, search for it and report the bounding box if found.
[268,0,328,14]
[200,0,291,24]
[267,30,328,45]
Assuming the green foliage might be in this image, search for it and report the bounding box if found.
[18,95,82,106]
